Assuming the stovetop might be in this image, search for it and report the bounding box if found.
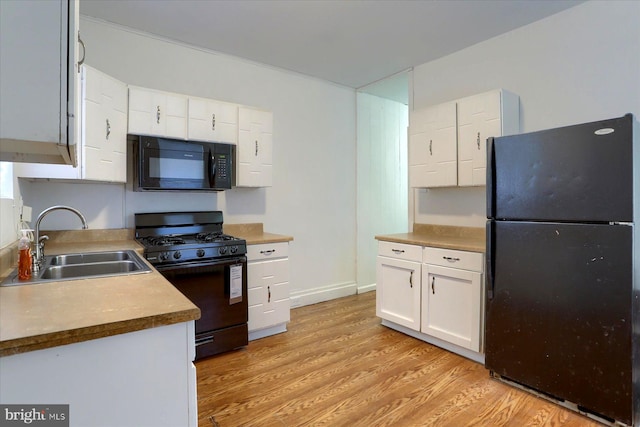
[134,211,247,265]
[139,232,241,247]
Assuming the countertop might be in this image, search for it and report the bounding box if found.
[224,223,294,245]
[0,230,200,357]
[375,224,485,253]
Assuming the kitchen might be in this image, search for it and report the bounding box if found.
[1,1,639,426]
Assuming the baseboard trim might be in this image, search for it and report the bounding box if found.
[290,281,357,308]
[357,283,376,294]
[249,323,288,341]
[381,319,485,364]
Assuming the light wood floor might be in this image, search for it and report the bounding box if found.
[196,292,602,427]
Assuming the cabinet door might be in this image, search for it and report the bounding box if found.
[237,107,273,187]
[0,0,78,164]
[82,66,128,182]
[409,102,457,188]
[421,264,482,351]
[188,97,238,144]
[457,91,502,186]
[376,256,421,330]
[128,87,188,139]
[247,243,290,332]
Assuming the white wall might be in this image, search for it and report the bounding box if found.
[356,92,408,291]
[21,17,357,305]
[412,0,640,227]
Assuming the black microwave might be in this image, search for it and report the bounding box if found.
[134,136,235,191]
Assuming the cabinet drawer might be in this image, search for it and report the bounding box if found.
[247,242,289,260]
[423,247,483,272]
[378,241,422,262]
[247,258,289,290]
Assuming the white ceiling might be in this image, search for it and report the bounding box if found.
[80,0,584,100]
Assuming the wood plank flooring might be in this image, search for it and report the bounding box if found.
[196,292,602,427]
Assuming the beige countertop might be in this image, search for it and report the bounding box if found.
[224,223,294,245]
[0,230,200,357]
[375,223,486,253]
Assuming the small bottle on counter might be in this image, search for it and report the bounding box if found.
[18,229,32,281]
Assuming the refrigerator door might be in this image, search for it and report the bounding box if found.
[487,114,633,222]
[485,220,633,424]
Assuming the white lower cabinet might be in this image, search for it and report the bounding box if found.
[422,263,482,352]
[247,242,290,340]
[377,241,484,360]
[376,242,422,330]
[0,322,197,427]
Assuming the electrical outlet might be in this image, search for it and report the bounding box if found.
[22,205,32,223]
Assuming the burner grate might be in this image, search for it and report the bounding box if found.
[196,232,234,242]
[144,236,186,246]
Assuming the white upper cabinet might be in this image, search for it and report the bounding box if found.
[409,89,519,188]
[188,97,238,144]
[82,66,128,182]
[128,86,188,140]
[409,102,457,188]
[237,107,273,187]
[15,65,128,183]
[457,90,519,186]
[0,0,79,165]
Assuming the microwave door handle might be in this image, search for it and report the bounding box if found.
[209,150,217,187]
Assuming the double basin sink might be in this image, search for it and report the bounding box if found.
[1,250,152,286]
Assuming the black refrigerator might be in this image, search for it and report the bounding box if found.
[485,113,639,426]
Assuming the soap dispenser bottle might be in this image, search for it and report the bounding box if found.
[18,229,32,281]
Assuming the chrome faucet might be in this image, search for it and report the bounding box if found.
[33,205,88,271]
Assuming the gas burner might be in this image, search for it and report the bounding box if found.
[144,236,186,246]
[196,232,233,242]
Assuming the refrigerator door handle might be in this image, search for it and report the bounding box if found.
[487,137,496,218]
[486,220,495,300]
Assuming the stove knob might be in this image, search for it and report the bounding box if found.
[173,251,182,260]
[230,245,238,254]
[197,249,206,258]
[219,246,227,255]
[159,252,169,262]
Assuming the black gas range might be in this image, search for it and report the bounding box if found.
[135,211,248,359]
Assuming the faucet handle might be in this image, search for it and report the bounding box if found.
[36,235,49,265]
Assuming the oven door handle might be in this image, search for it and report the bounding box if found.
[154,256,246,272]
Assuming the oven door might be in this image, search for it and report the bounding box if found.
[156,256,248,359]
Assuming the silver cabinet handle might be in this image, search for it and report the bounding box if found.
[77,32,86,69]
[443,256,460,262]
[260,249,275,255]
[391,249,405,254]
[477,132,481,150]
[429,139,433,155]
[106,119,111,139]
[431,276,435,294]
[255,140,259,156]
[212,113,216,130]
[156,106,161,124]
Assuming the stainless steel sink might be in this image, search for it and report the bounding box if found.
[1,250,152,286]
[48,250,135,266]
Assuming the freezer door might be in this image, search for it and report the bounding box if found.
[485,220,633,424]
[487,114,633,222]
